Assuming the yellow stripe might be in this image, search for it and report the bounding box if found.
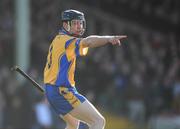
[59,87,81,108]
[66,39,76,61]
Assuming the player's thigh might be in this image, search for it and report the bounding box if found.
[69,99,104,125]
[61,113,80,127]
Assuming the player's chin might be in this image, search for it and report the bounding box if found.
[75,31,83,37]
[77,31,82,34]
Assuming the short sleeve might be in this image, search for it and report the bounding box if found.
[65,38,88,61]
[75,39,88,56]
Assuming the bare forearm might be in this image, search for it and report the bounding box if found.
[81,35,112,48]
[81,35,127,48]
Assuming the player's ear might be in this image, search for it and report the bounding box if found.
[63,21,70,31]
[63,22,67,29]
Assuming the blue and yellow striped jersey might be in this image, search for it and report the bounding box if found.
[44,29,88,87]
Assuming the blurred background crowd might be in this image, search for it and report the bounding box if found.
[0,0,180,129]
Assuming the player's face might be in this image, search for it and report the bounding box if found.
[70,20,84,36]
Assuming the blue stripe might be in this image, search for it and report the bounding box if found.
[65,38,76,49]
[75,39,81,57]
[55,54,71,87]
